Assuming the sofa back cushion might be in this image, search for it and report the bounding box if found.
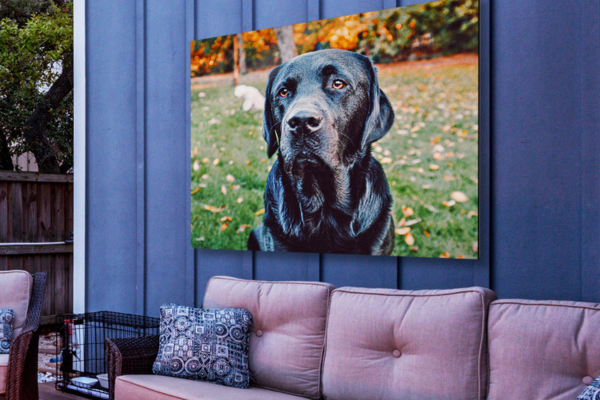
[488,299,600,400]
[322,286,496,400]
[0,271,32,338]
[202,276,334,399]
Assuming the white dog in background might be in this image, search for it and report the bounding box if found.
[234,85,265,111]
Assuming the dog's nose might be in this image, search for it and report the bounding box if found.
[287,110,323,131]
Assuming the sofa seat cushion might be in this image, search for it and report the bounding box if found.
[0,354,8,394]
[322,286,496,400]
[115,374,303,400]
[0,271,32,338]
[488,299,600,400]
[202,276,334,399]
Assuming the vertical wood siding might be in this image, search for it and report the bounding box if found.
[85,0,600,316]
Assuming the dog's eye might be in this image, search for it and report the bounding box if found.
[332,80,345,89]
[279,88,289,98]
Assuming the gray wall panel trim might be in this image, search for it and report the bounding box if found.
[242,0,254,31]
[306,253,320,282]
[135,0,146,316]
[86,0,138,313]
[144,0,190,315]
[473,0,490,288]
[254,0,307,29]
[186,0,196,308]
[581,0,600,302]
[307,0,320,21]
[383,0,397,8]
[242,251,253,280]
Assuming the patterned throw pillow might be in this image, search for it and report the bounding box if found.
[0,309,15,354]
[152,304,252,389]
[579,377,600,400]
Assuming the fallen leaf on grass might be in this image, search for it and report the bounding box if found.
[213,158,220,165]
[231,185,240,190]
[443,200,456,207]
[451,191,469,203]
[381,157,392,164]
[422,184,431,190]
[236,197,244,204]
[423,230,430,237]
[202,158,209,163]
[424,204,439,213]
[208,118,221,125]
[193,160,200,171]
[221,222,229,231]
[199,183,207,188]
[440,252,450,258]
[433,152,442,161]
[402,207,414,217]
[226,174,235,182]
[404,218,422,227]
[470,176,478,183]
[255,209,265,216]
[429,164,439,171]
[221,185,227,195]
[191,188,200,195]
[467,211,478,218]
[220,216,232,222]
[237,225,250,233]
[195,237,205,241]
[405,232,415,246]
[472,242,479,253]
[410,246,419,253]
[398,217,406,226]
[201,174,209,180]
[203,204,226,213]
[395,227,411,235]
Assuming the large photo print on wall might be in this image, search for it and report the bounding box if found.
[191,0,479,258]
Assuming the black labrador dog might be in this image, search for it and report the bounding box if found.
[248,49,395,255]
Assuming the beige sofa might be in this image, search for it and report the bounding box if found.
[108,276,600,400]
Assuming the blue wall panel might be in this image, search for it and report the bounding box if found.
[490,1,587,300]
[143,0,191,315]
[86,1,138,313]
[85,0,600,315]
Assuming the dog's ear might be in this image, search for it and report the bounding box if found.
[263,65,282,158]
[359,57,395,150]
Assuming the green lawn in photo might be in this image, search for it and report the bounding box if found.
[191,56,479,258]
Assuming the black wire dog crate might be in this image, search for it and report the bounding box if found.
[56,311,160,398]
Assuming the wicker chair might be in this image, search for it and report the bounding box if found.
[105,335,160,400]
[0,272,47,400]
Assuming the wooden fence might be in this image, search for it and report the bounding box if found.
[0,171,73,325]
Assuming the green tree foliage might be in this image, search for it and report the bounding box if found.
[0,0,73,172]
[358,0,478,62]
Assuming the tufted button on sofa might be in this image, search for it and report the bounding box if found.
[107,276,600,400]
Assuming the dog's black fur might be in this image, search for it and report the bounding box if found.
[247,49,395,255]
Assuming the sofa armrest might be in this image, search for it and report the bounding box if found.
[105,335,160,400]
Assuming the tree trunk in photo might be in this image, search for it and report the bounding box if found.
[23,55,73,174]
[233,34,240,86]
[237,33,247,74]
[274,25,297,63]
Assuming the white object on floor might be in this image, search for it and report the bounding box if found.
[234,85,265,111]
[71,376,98,388]
[97,373,109,389]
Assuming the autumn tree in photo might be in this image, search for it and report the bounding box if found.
[190,0,478,79]
[0,0,73,173]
